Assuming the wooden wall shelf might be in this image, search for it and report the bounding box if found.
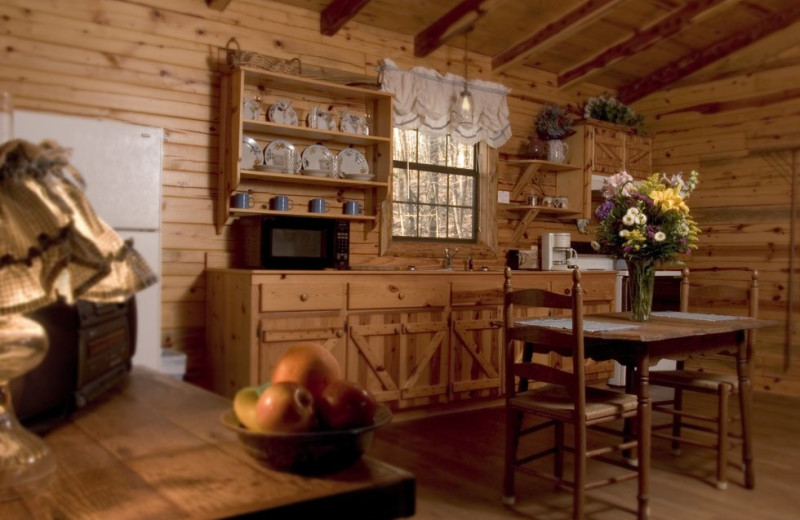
[216,66,393,234]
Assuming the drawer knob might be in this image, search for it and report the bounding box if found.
[398,292,405,300]
[300,294,309,301]
[336,329,344,338]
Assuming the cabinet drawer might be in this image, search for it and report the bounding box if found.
[259,282,345,312]
[348,281,449,310]
[550,274,615,302]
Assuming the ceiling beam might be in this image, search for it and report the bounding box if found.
[491,0,626,74]
[558,0,739,89]
[206,0,232,11]
[414,0,505,58]
[661,87,800,116]
[618,3,800,104]
[321,0,373,36]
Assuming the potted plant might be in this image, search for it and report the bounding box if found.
[532,104,575,163]
[582,94,646,135]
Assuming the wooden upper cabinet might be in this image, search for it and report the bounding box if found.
[567,119,652,217]
[569,119,652,179]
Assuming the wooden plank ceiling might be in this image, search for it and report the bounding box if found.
[207,0,800,104]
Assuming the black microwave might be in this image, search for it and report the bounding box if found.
[244,216,350,270]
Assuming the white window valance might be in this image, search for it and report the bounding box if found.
[378,58,512,148]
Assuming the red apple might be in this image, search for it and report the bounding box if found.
[253,381,316,433]
[318,380,378,430]
[271,342,341,399]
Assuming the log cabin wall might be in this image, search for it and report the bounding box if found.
[0,0,594,369]
[638,59,800,396]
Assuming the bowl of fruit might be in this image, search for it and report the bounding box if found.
[223,342,391,474]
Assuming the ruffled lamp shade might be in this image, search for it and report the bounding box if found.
[0,139,157,314]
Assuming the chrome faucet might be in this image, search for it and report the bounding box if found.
[444,247,459,269]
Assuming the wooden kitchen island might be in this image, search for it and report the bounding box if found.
[2,368,415,520]
[204,268,618,411]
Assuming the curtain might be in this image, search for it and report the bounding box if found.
[378,58,512,148]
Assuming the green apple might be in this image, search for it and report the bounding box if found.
[233,382,270,431]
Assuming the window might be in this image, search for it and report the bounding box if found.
[391,129,478,242]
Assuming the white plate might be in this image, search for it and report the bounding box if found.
[343,173,375,181]
[337,148,369,177]
[340,113,369,135]
[268,100,298,126]
[264,139,300,173]
[241,135,262,170]
[308,109,337,131]
[243,98,260,120]
[302,144,334,172]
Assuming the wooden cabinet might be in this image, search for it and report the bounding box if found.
[500,159,584,244]
[204,270,617,407]
[566,119,653,217]
[216,66,393,233]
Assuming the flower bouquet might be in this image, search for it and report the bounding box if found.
[593,170,700,320]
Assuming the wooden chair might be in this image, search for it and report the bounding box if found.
[501,267,641,519]
[650,267,758,490]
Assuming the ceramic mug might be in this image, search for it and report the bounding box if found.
[309,198,329,213]
[343,201,362,215]
[270,195,293,211]
[232,193,255,209]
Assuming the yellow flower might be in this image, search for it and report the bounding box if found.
[650,188,689,213]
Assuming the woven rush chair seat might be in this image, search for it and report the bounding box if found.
[651,370,739,392]
[509,386,637,422]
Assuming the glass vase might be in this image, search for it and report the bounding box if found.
[627,259,656,321]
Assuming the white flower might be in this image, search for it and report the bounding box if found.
[627,207,640,216]
[654,231,666,242]
[678,222,690,235]
[619,229,630,238]
[637,213,647,225]
[622,213,635,225]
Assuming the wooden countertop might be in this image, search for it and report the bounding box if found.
[3,368,415,520]
[204,267,618,275]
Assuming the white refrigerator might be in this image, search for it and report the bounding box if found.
[14,111,163,371]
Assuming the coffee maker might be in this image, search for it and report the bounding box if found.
[541,232,578,271]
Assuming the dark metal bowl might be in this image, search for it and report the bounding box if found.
[221,405,391,474]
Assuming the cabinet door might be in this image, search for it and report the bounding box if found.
[258,312,347,384]
[450,305,503,400]
[347,309,449,409]
[590,125,625,175]
[347,278,450,407]
[625,134,652,179]
[450,280,503,400]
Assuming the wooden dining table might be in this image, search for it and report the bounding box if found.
[1,367,415,520]
[514,311,775,520]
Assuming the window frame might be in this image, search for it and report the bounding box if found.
[380,138,499,260]
[391,133,479,243]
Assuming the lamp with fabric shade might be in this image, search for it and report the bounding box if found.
[0,137,157,501]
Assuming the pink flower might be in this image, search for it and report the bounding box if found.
[602,171,635,199]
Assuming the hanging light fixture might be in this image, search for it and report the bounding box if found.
[455,30,474,124]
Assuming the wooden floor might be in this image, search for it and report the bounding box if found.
[370,389,800,520]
